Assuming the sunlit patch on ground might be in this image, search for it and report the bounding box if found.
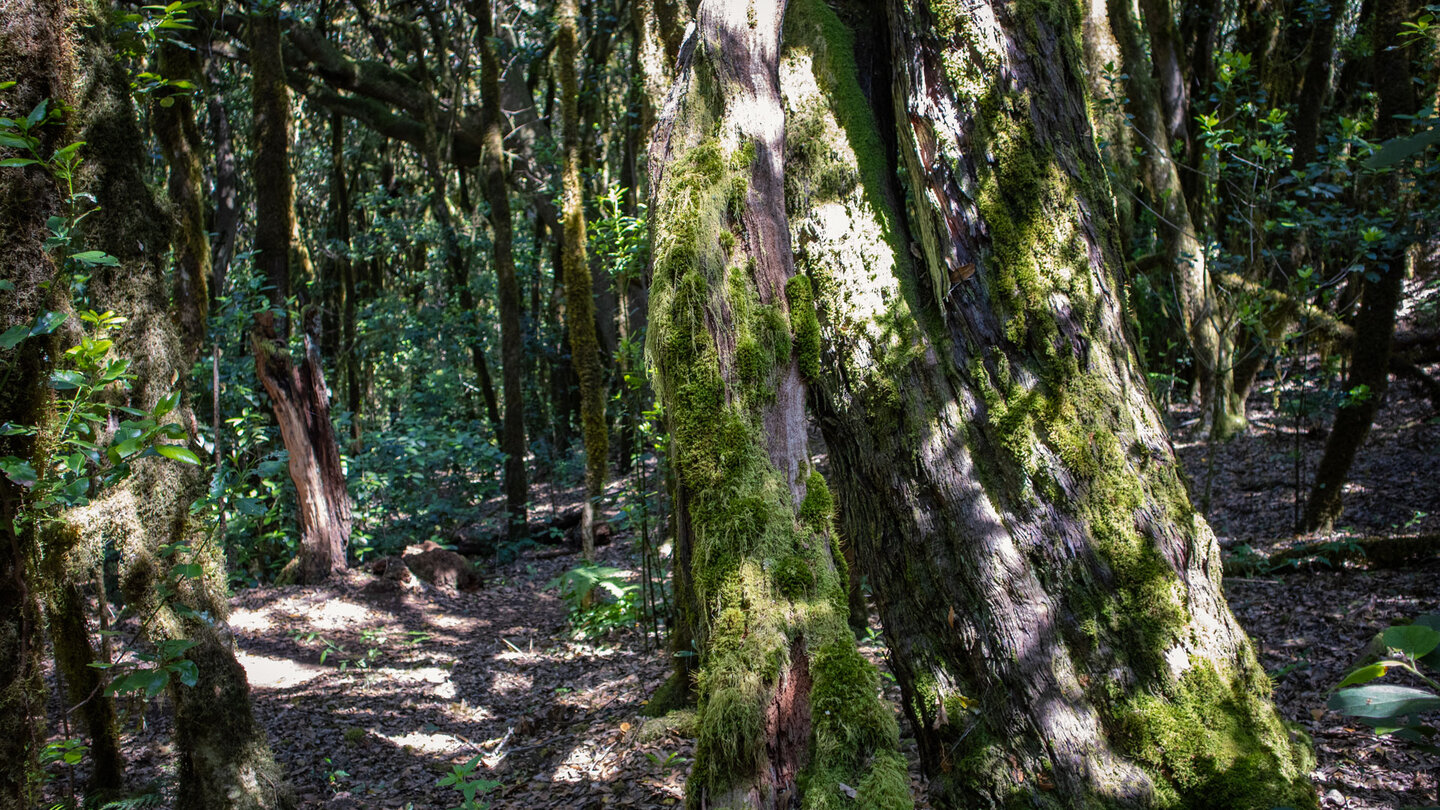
[236,650,328,689]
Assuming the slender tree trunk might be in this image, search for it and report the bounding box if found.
[1128,0,1239,438]
[789,0,1315,807]
[559,0,610,560]
[478,0,529,541]
[153,17,210,362]
[250,8,352,582]
[648,2,912,806]
[208,58,240,298]
[1304,0,1417,532]
[0,1,71,801]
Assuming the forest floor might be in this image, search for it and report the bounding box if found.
[42,371,1440,809]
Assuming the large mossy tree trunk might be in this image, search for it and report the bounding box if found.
[558,0,609,561]
[1303,0,1416,533]
[647,2,911,807]
[787,0,1315,807]
[250,8,352,582]
[0,0,71,802]
[478,0,529,542]
[62,7,294,807]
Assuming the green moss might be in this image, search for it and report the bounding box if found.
[801,641,906,809]
[773,555,814,598]
[786,275,822,381]
[1116,662,1317,810]
[799,470,834,533]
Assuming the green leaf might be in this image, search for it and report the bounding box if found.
[170,659,199,687]
[172,563,203,579]
[155,444,200,465]
[1413,614,1440,669]
[1383,624,1440,658]
[111,437,144,459]
[30,310,68,336]
[69,250,120,267]
[154,390,180,418]
[25,99,47,128]
[0,280,13,290]
[0,325,29,349]
[1338,663,1394,688]
[49,369,85,390]
[1364,128,1440,169]
[0,158,38,167]
[1329,684,1440,719]
[0,456,38,488]
[234,497,268,516]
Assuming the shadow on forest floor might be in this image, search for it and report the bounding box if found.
[40,358,1440,809]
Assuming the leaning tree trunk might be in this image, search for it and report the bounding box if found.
[789,0,1315,807]
[250,8,352,582]
[0,0,72,802]
[647,2,911,807]
[558,0,609,561]
[59,6,294,807]
[478,0,529,542]
[1304,0,1416,533]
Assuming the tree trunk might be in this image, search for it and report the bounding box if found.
[1303,0,1416,532]
[478,0,529,542]
[791,0,1315,807]
[250,8,352,582]
[65,8,294,806]
[559,0,610,561]
[0,1,71,801]
[152,14,210,362]
[1127,0,1239,439]
[648,1,912,806]
[207,57,240,299]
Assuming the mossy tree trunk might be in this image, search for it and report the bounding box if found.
[152,10,210,363]
[786,1,1315,807]
[62,7,293,807]
[559,0,609,561]
[1303,0,1416,533]
[647,2,912,807]
[249,8,352,583]
[478,0,528,542]
[0,0,72,801]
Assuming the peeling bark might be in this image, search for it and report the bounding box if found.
[250,8,352,583]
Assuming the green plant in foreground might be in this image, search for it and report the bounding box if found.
[1331,614,1440,754]
[549,563,640,639]
[436,755,500,810]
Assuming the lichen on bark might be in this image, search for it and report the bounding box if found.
[784,0,1315,807]
[647,2,911,806]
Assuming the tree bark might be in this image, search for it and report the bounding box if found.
[648,1,912,806]
[250,8,352,583]
[1128,0,1238,439]
[477,0,529,541]
[152,13,210,362]
[0,1,71,801]
[559,0,610,561]
[1303,0,1417,532]
[65,7,294,806]
[790,0,1315,807]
